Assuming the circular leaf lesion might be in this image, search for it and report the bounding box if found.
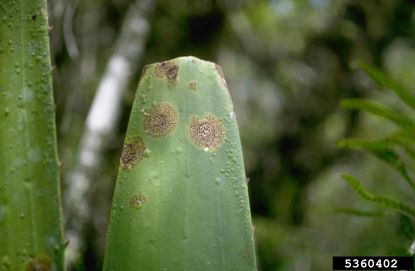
[120,137,146,170]
[128,192,147,209]
[144,102,178,137]
[188,113,224,151]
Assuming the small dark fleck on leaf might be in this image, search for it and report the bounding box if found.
[189,80,197,92]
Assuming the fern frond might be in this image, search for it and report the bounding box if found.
[354,62,415,110]
[387,133,415,159]
[341,174,415,218]
[338,139,415,191]
[341,99,415,131]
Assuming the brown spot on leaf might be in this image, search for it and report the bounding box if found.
[189,80,197,92]
[129,192,147,209]
[26,255,52,271]
[156,61,179,85]
[120,137,146,170]
[188,113,224,151]
[144,103,178,137]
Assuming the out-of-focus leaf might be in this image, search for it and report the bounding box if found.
[387,133,415,160]
[332,207,384,217]
[338,139,415,191]
[341,174,415,218]
[341,99,415,131]
[339,132,415,160]
[354,62,415,111]
[399,214,415,239]
[337,138,392,149]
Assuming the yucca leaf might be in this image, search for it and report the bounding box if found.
[354,62,415,110]
[341,99,415,131]
[103,57,257,270]
[341,174,415,218]
[0,0,64,270]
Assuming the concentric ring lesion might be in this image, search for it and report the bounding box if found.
[144,102,178,137]
[188,113,224,151]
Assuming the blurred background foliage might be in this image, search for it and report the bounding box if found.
[46,0,415,270]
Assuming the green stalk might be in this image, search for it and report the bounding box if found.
[0,1,64,270]
[104,57,257,270]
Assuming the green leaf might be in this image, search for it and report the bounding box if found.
[0,1,64,270]
[340,133,415,160]
[341,174,415,218]
[399,214,415,239]
[338,138,415,191]
[354,62,415,110]
[341,99,415,131]
[103,57,257,270]
[387,133,415,160]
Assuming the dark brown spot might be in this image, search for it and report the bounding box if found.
[189,80,197,92]
[129,192,147,209]
[32,15,37,21]
[144,103,178,137]
[120,137,146,170]
[156,61,179,85]
[188,113,224,150]
[26,255,52,271]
